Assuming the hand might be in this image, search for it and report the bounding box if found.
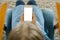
[20,13,36,24]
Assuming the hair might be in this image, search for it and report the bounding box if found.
[8,22,44,40]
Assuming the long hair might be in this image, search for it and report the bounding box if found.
[8,22,44,40]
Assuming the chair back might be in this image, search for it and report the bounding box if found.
[0,2,7,40]
[56,2,60,34]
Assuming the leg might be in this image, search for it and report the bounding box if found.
[16,0,25,6]
[27,0,37,5]
[42,8,54,40]
[5,9,12,40]
[12,5,24,29]
[33,7,50,40]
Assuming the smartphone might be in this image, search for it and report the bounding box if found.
[24,6,33,21]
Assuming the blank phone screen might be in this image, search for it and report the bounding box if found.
[24,7,33,21]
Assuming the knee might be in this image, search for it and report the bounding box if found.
[7,9,12,14]
[41,8,54,19]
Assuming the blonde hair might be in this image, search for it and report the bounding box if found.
[8,22,44,40]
